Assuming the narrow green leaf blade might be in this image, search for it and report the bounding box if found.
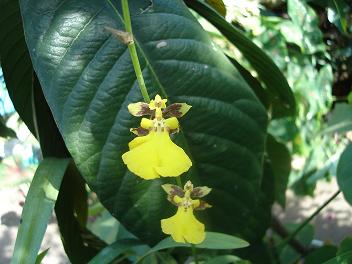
[139,232,249,262]
[332,0,348,33]
[337,144,352,206]
[11,158,70,264]
[35,249,50,264]
[185,0,296,118]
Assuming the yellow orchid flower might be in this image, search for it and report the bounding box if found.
[161,181,211,244]
[122,94,192,180]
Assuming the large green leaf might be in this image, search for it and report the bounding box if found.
[337,144,352,206]
[1,1,102,261]
[11,158,70,264]
[266,135,291,207]
[185,0,296,118]
[20,0,267,244]
[0,0,36,135]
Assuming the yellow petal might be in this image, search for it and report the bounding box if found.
[165,117,179,130]
[155,131,192,177]
[163,103,192,118]
[155,94,167,108]
[161,207,205,244]
[128,132,151,149]
[122,131,191,180]
[122,133,159,179]
[140,118,153,130]
[127,102,150,116]
[149,94,167,110]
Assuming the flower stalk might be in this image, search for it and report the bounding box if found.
[121,0,150,102]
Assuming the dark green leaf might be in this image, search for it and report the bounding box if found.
[323,237,352,264]
[266,134,291,207]
[0,0,36,134]
[88,239,143,264]
[20,0,267,244]
[337,144,352,205]
[305,245,337,264]
[55,164,105,264]
[185,0,296,118]
[11,158,70,264]
[336,237,352,264]
[228,57,270,111]
[0,115,16,138]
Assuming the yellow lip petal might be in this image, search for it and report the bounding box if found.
[122,133,159,180]
[161,207,205,244]
[122,131,191,180]
[154,131,192,177]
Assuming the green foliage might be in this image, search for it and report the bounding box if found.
[0,115,16,138]
[304,245,337,264]
[266,135,291,207]
[186,0,297,118]
[323,237,352,264]
[324,103,352,135]
[88,239,143,264]
[0,0,36,135]
[139,232,248,263]
[287,0,325,53]
[337,144,352,205]
[11,158,70,264]
[279,224,314,264]
[35,249,50,264]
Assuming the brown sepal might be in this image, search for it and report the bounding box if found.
[130,127,150,136]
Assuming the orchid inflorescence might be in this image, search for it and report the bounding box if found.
[122,94,211,244]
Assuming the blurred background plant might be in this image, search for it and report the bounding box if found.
[204,0,352,197]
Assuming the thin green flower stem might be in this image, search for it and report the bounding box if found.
[191,244,199,264]
[120,0,150,103]
[176,176,182,187]
[277,190,341,250]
